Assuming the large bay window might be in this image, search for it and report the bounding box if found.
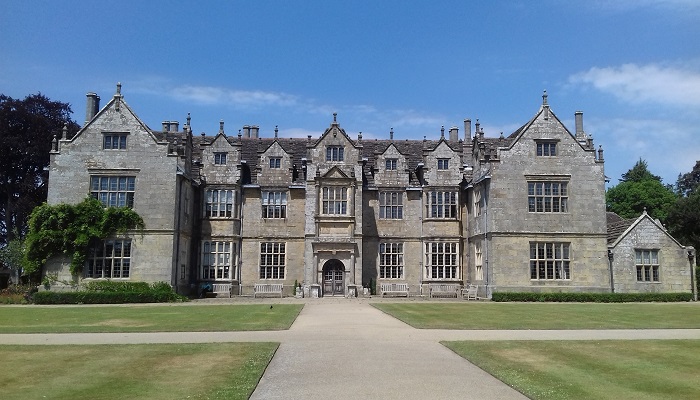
[530,242,570,280]
[201,241,235,280]
[425,242,459,280]
[427,190,457,218]
[205,189,234,218]
[90,176,135,208]
[322,186,348,215]
[86,239,132,279]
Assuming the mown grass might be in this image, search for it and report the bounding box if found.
[0,304,303,333]
[372,302,700,329]
[443,340,700,400]
[0,342,277,400]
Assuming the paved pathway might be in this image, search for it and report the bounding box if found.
[4,299,700,399]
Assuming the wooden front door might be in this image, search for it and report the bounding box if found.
[323,260,344,296]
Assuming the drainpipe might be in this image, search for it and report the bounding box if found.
[482,176,491,299]
[608,249,615,293]
[238,188,244,296]
[419,187,424,295]
[689,248,697,301]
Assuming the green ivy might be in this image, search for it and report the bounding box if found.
[23,198,144,276]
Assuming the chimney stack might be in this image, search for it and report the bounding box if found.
[464,119,471,140]
[575,111,585,138]
[449,126,459,142]
[251,125,259,138]
[243,125,250,138]
[170,121,179,132]
[162,121,170,132]
[85,92,100,124]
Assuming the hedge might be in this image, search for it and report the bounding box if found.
[491,292,693,303]
[33,281,187,304]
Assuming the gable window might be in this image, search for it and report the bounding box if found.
[379,191,403,219]
[536,141,557,157]
[326,146,344,162]
[85,239,131,279]
[260,242,285,279]
[427,190,457,218]
[385,158,397,170]
[530,242,570,280]
[437,159,449,170]
[379,243,404,279]
[322,186,348,215]
[262,191,287,218]
[90,176,135,208]
[103,134,127,150]
[201,241,234,280]
[425,242,459,280]
[269,157,281,168]
[214,152,227,165]
[528,181,568,213]
[205,189,234,218]
[636,249,659,282]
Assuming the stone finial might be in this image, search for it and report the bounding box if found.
[61,124,67,140]
[333,112,337,123]
[274,125,279,138]
[542,90,548,105]
[390,127,394,140]
[441,125,445,139]
[116,82,122,95]
[358,131,362,141]
[238,129,242,141]
[186,112,191,127]
[219,120,224,134]
[52,134,58,151]
[598,144,604,161]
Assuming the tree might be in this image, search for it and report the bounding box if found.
[606,159,676,221]
[0,94,79,245]
[675,160,700,197]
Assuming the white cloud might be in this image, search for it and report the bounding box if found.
[570,63,700,108]
[169,85,300,109]
[587,0,700,13]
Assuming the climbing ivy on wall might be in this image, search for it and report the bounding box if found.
[23,198,144,276]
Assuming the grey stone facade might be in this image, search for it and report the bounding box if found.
[44,85,695,298]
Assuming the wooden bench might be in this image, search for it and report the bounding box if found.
[254,283,283,298]
[429,283,460,298]
[212,283,232,298]
[380,283,409,297]
[461,284,479,300]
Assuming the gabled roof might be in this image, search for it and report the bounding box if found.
[607,211,684,248]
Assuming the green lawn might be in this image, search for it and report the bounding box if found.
[0,304,303,333]
[444,340,700,400]
[373,302,700,329]
[0,343,277,400]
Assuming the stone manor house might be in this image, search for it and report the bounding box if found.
[44,84,696,298]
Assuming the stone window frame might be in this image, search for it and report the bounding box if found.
[326,146,345,162]
[635,249,660,282]
[474,241,483,281]
[385,158,397,170]
[262,190,287,219]
[214,152,227,165]
[90,176,135,208]
[426,190,458,219]
[473,187,483,217]
[535,140,558,157]
[201,240,234,280]
[378,191,403,219]
[529,242,571,280]
[437,158,450,170]
[259,242,285,280]
[103,132,128,150]
[527,180,569,213]
[425,241,460,280]
[205,188,234,219]
[269,157,282,169]
[379,242,404,279]
[321,186,348,215]
[85,239,132,279]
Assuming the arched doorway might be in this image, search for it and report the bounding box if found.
[322,259,345,296]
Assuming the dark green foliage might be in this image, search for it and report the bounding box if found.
[606,159,676,221]
[675,160,700,197]
[491,292,692,302]
[23,198,144,276]
[32,282,187,304]
[0,93,80,245]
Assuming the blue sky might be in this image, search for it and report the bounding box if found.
[2,0,699,185]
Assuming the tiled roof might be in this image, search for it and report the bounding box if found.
[606,212,635,244]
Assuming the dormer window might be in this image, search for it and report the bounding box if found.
[269,157,281,168]
[103,133,127,150]
[214,152,227,165]
[437,159,449,170]
[326,146,344,162]
[536,141,557,157]
[385,158,397,170]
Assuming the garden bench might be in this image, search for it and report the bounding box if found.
[211,283,232,298]
[254,283,283,298]
[429,283,460,298]
[380,283,409,297]
[461,284,479,300]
